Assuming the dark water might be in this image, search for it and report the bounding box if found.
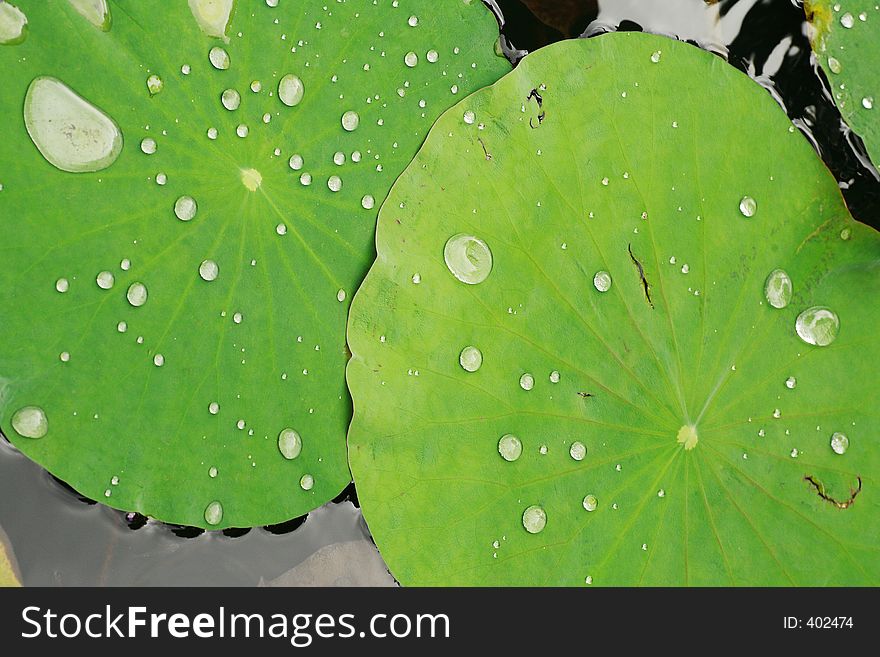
[2,0,877,587]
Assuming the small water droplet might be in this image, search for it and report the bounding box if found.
[772,408,781,419]
[199,259,219,282]
[658,489,666,498]
[404,51,418,67]
[59,351,70,362]
[140,137,157,155]
[174,195,197,221]
[443,233,492,284]
[498,434,522,462]
[339,110,361,133]
[569,441,587,461]
[522,505,546,534]
[278,428,303,460]
[407,15,419,27]
[790,448,799,458]
[549,370,560,383]
[739,196,756,217]
[289,154,304,171]
[126,282,148,307]
[650,50,662,63]
[795,306,839,346]
[207,127,218,140]
[427,49,439,63]
[96,270,115,290]
[300,474,314,491]
[204,500,223,526]
[221,88,241,110]
[146,74,163,95]
[12,406,48,439]
[828,56,842,74]
[764,269,792,309]
[863,97,874,110]
[327,175,342,192]
[55,278,69,293]
[232,312,242,324]
[209,466,218,478]
[153,353,165,367]
[830,431,849,455]
[336,288,346,302]
[593,271,612,292]
[582,495,598,512]
[117,321,127,333]
[463,109,475,125]
[840,11,854,27]
[208,402,219,415]
[333,151,345,166]
[209,46,230,70]
[278,74,304,106]
[300,172,312,186]
[519,373,534,391]
[24,76,123,173]
[459,346,483,372]
[785,376,797,389]
[361,194,375,210]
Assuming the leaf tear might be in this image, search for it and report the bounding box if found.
[627,243,654,309]
[804,474,862,509]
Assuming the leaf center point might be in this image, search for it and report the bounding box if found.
[676,424,698,450]
[240,168,263,192]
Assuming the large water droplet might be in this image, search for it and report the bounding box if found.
[593,271,612,292]
[498,434,522,462]
[199,259,219,281]
[96,270,115,290]
[188,0,234,39]
[795,306,839,346]
[361,194,375,210]
[289,154,304,170]
[204,500,223,526]
[0,2,28,45]
[24,76,123,173]
[739,196,756,217]
[126,282,148,307]
[174,195,197,221]
[764,269,792,309]
[522,505,546,534]
[840,12,854,28]
[830,432,849,455]
[11,405,48,439]
[300,474,314,491]
[278,428,303,460]
[327,175,342,192]
[444,233,492,285]
[582,494,598,512]
[221,88,241,110]
[209,46,230,70]
[67,0,110,31]
[569,441,587,461]
[519,373,534,391]
[459,346,482,372]
[404,51,418,67]
[140,137,157,155]
[341,110,360,132]
[278,74,304,107]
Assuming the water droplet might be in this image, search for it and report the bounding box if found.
[12,406,48,439]
[236,124,249,138]
[140,137,157,155]
[0,2,28,45]
[221,88,241,110]
[863,97,874,110]
[328,175,342,192]
[96,270,115,290]
[278,74,304,107]
[764,269,792,309]
[739,196,756,217]
[427,49,439,63]
[522,505,546,534]
[407,15,419,27]
[188,0,234,39]
[181,64,191,75]
[278,428,303,460]
[830,431,849,455]
[840,11,854,27]
[209,466,218,478]
[650,50,662,63]
[790,448,799,458]
[117,321,127,333]
[459,346,483,372]
[463,109,475,124]
[585,576,593,585]
[206,127,218,140]
[24,76,123,173]
[361,194,375,210]
[681,263,690,274]
[155,172,167,185]
[126,282,148,307]
[404,51,418,67]
[55,278,69,293]
[336,288,346,302]
[411,273,421,284]
[569,441,587,461]
[519,373,534,391]
[232,312,242,324]
[120,258,131,271]
[593,271,612,292]
[276,223,287,236]
[209,46,230,70]
[332,151,345,166]
[153,353,165,367]
[289,154,304,170]
[59,351,70,362]
[146,74,163,95]
[174,195,197,221]
[443,233,492,284]
[204,500,223,526]
[582,495,598,512]
[199,259,219,282]
[785,376,797,389]
[300,172,312,186]
[498,434,522,462]
[67,0,110,30]
[795,306,839,346]
[300,474,314,491]
[828,56,842,74]
[208,402,219,415]
[658,489,666,498]
[539,444,548,455]
[338,110,361,133]
[549,370,560,383]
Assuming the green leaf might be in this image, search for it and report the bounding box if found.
[347,33,880,585]
[0,0,509,528]
[806,1,880,163]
